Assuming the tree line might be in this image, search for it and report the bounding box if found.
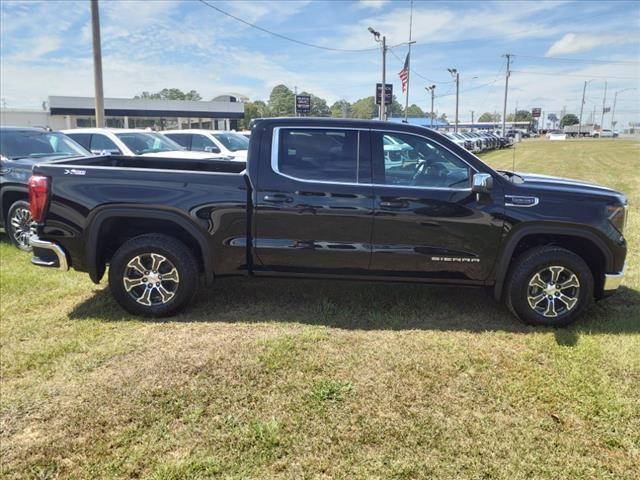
[134,87,581,130]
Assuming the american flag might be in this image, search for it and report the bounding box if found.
[398,52,409,93]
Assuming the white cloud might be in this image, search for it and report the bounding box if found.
[545,33,639,56]
[356,0,389,9]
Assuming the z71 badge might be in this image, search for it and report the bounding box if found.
[64,169,86,176]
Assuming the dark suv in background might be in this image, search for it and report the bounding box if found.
[0,127,90,250]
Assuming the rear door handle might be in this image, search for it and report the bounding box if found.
[263,194,293,203]
[380,200,408,209]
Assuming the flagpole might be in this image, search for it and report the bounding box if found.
[404,0,413,122]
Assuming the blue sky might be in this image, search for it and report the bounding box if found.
[1,0,639,126]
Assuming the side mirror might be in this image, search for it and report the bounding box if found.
[472,173,493,194]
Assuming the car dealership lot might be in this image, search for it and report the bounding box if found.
[1,138,638,479]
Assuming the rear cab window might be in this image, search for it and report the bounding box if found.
[276,128,361,183]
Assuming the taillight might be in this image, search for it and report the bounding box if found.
[28,175,49,222]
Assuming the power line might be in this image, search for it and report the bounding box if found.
[513,54,640,66]
[388,48,454,84]
[511,70,639,80]
[197,0,378,52]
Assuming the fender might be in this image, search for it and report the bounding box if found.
[493,222,614,300]
[84,205,215,285]
[0,184,29,228]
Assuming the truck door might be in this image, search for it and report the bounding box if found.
[253,127,374,274]
[369,130,504,282]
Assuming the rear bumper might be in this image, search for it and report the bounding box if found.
[30,236,69,270]
[603,264,625,293]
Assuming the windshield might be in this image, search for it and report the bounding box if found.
[212,132,249,152]
[115,132,183,155]
[0,130,89,160]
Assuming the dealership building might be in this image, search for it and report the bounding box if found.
[0,95,245,131]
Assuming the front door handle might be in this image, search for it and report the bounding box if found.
[263,194,293,203]
[380,200,408,209]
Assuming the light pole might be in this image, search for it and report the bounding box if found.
[90,0,105,127]
[425,85,435,128]
[368,27,387,121]
[448,68,459,132]
[578,79,594,137]
[611,88,636,132]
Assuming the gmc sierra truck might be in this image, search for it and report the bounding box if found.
[27,118,627,326]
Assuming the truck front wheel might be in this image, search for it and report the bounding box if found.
[505,246,593,327]
[108,234,199,317]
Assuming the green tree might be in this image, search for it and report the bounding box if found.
[330,100,352,118]
[506,110,532,122]
[405,104,425,117]
[135,88,202,101]
[387,95,404,118]
[478,112,501,122]
[239,100,268,130]
[351,96,378,119]
[560,113,579,127]
[268,84,295,116]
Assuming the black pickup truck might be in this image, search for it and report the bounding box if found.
[27,118,627,326]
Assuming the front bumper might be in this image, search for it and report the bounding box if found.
[30,236,69,270]
[603,264,625,292]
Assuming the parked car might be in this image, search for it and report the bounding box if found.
[28,118,627,327]
[0,127,90,250]
[162,130,249,162]
[63,128,229,160]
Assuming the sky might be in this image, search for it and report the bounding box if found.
[1,0,639,127]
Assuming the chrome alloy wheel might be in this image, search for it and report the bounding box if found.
[122,253,180,306]
[527,266,580,318]
[10,206,36,249]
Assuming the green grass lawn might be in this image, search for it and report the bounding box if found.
[1,139,639,479]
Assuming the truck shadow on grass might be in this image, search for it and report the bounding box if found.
[68,277,640,343]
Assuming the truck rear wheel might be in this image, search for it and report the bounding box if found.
[505,246,593,327]
[6,200,35,251]
[108,234,199,317]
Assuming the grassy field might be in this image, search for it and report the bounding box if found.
[1,139,639,479]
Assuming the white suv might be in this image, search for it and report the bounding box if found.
[63,128,228,160]
[162,130,248,162]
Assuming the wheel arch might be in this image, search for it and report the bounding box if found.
[85,206,214,285]
[1,186,29,226]
[493,224,612,301]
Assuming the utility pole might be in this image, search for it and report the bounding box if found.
[293,86,297,117]
[600,80,607,130]
[501,54,511,136]
[578,80,588,137]
[425,85,435,128]
[90,0,105,128]
[403,0,414,122]
[448,68,459,132]
[611,88,636,131]
[369,27,387,121]
[471,110,474,126]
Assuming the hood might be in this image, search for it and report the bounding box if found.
[141,150,231,160]
[515,172,626,202]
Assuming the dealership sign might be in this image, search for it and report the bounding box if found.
[295,95,311,115]
[376,83,393,105]
[531,108,541,118]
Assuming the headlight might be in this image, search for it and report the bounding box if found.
[607,204,628,234]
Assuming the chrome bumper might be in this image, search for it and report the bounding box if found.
[603,265,625,291]
[30,237,69,270]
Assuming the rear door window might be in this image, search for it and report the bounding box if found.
[277,129,359,183]
[191,134,220,153]
[90,134,121,154]
[165,133,192,149]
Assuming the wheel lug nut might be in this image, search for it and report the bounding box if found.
[143,278,147,282]
[156,282,160,286]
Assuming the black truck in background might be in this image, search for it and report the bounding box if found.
[28,118,627,326]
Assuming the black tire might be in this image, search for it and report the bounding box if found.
[6,200,35,252]
[108,234,199,317]
[505,246,593,327]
